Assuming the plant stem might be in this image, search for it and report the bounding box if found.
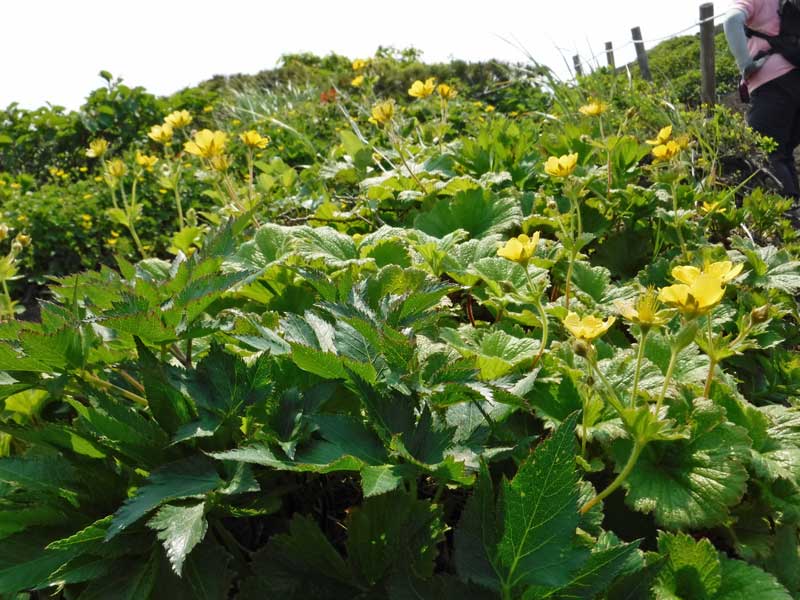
[1,279,14,320]
[524,267,549,367]
[82,371,148,406]
[631,331,649,407]
[591,360,625,416]
[655,345,680,414]
[703,314,716,399]
[580,440,644,514]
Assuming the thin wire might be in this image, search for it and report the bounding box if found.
[565,6,738,74]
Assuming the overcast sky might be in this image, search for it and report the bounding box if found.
[2,0,737,111]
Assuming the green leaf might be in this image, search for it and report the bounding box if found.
[653,532,722,599]
[414,188,523,238]
[0,455,79,505]
[617,399,750,529]
[497,412,586,589]
[147,502,208,576]
[243,514,358,598]
[73,549,160,600]
[548,539,642,599]
[135,338,193,435]
[181,539,234,600]
[441,326,539,380]
[713,555,792,600]
[294,226,366,267]
[0,529,77,594]
[107,457,222,540]
[361,464,405,497]
[346,490,446,585]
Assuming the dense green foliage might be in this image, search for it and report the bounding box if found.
[1,45,799,599]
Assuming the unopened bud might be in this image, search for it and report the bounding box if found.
[546,198,558,211]
[14,233,31,247]
[0,224,8,241]
[573,339,592,358]
[750,305,770,324]
[11,241,22,254]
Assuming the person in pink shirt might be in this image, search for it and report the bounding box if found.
[725,0,800,204]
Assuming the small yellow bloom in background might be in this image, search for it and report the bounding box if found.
[351,75,365,88]
[658,273,725,318]
[675,134,691,149]
[105,159,127,179]
[135,151,158,170]
[82,193,93,200]
[370,100,395,126]
[408,77,436,99]
[14,233,31,247]
[16,215,27,223]
[701,201,726,215]
[352,58,369,71]
[81,214,92,221]
[159,188,169,195]
[164,109,193,129]
[148,123,174,144]
[209,154,232,172]
[10,183,20,189]
[485,104,496,113]
[184,129,228,158]
[86,139,109,158]
[203,105,214,113]
[615,288,672,330]
[240,130,269,149]
[231,119,241,127]
[94,176,103,182]
[578,99,607,117]
[544,153,579,178]
[646,125,673,145]
[651,140,681,162]
[0,224,8,241]
[497,232,540,264]
[563,312,616,342]
[438,83,457,100]
[79,166,88,173]
[0,181,5,187]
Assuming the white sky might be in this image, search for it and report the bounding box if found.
[2,0,737,111]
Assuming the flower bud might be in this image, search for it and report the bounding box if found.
[573,339,592,358]
[14,233,30,247]
[546,198,558,211]
[11,241,22,254]
[750,305,770,324]
[0,224,8,242]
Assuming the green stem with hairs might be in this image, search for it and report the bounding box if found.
[580,440,644,514]
[630,330,649,407]
[524,267,549,367]
[655,346,680,415]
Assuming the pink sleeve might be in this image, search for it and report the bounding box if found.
[731,0,754,19]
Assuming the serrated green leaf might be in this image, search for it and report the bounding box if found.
[107,457,222,540]
[714,555,792,600]
[546,540,641,599]
[618,399,750,529]
[414,188,522,238]
[0,529,77,594]
[653,531,721,599]
[360,464,405,497]
[147,502,208,576]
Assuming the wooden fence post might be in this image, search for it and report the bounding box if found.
[573,55,583,77]
[605,42,616,70]
[631,26,652,80]
[700,2,716,104]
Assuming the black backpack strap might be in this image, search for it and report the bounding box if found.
[744,26,778,60]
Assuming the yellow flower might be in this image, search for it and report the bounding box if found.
[164,109,192,128]
[408,77,436,99]
[544,153,579,177]
[370,100,395,126]
[79,166,88,172]
[578,99,607,117]
[437,83,457,100]
[485,104,496,113]
[651,140,681,162]
[82,193,93,200]
[497,232,540,264]
[701,201,726,215]
[209,154,232,172]
[14,233,31,247]
[646,125,673,145]
[105,159,127,179]
[240,130,269,149]
[658,273,725,318]
[351,75,365,88]
[10,183,20,189]
[203,105,214,113]
[86,139,109,158]
[184,129,228,158]
[563,312,616,342]
[0,224,8,241]
[615,288,673,331]
[148,123,174,144]
[672,260,743,285]
[135,151,158,170]
[81,214,92,221]
[352,58,369,71]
